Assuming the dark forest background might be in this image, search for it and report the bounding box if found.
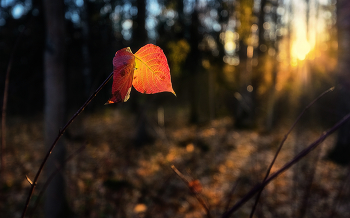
[0,0,338,125]
[2,0,350,217]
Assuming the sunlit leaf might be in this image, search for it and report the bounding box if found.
[106,47,135,104]
[106,44,176,104]
[133,44,176,95]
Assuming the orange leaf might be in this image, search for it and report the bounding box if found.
[133,44,176,95]
[106,44,176,104]
[106,47,135,104]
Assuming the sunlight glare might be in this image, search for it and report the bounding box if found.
[224,30,238,55]
[292,38,311,61]
[225,41,236,54]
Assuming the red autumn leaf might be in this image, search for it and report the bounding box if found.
[106,44,175,104]
[106,47,135,104]
[133,44,176,95]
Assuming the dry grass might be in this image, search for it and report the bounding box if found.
[1,109,349,217]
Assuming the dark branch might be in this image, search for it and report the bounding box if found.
[223,111,350,218]
[21,72,113,218]
[250,87,334,217]
[171,165,212,218]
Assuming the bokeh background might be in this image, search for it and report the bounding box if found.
[1,0,350,217]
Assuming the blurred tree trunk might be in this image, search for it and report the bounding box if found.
[132,0,154,146]
[255,0,267,129]
[328,0,350,165]
[176,0,185,38]
[133,0,147,49]
[234,0,254,128]
[188,2,201,123]
[265,1,279,131]
[210,0,229,121]
[43,0,70,217]
[81,0,92,97]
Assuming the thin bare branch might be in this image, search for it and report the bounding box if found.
[171,165,212,218]
[21,72,113,218]
[249,87,334,218]
[223,111,350,218]
[29,144,86,218]
[171,165,190,184]
[25,176,33,185]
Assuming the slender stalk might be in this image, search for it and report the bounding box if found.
[29,144,86,218]
[249,87,334,218]
[222,112,350,218]
[21,72,113,218]
[171,165,212,218]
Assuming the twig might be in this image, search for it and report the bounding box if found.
[29,144,86,218]
[249,87,334,218]
[171,165,190,184]
[26,176,33,185]
[21,72,113,218]
[222,111,350,218]
[171,165,212,217]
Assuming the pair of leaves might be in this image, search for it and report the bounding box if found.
[106,44,176,104]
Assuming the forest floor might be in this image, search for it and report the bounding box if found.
[1,108,350,218]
